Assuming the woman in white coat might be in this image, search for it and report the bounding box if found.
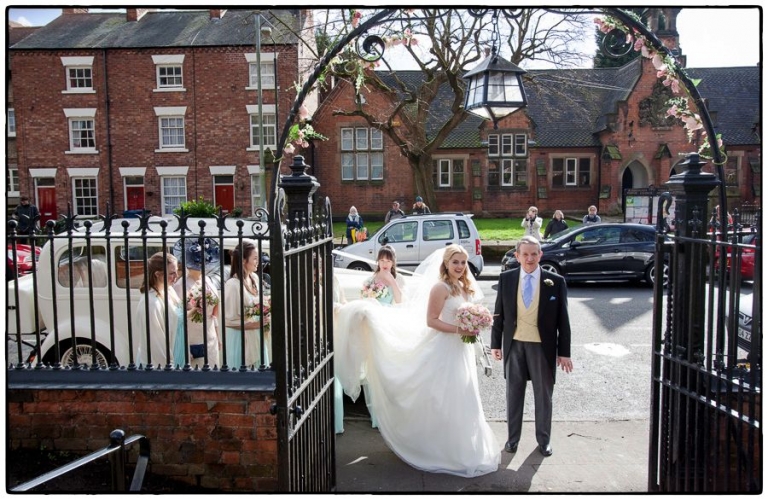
[223,240,268,368]
[135,252,181,367]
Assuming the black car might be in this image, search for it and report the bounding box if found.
[501,223,668,286]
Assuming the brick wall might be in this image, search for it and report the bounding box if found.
[11,43,299,217]
[8,388,278,492]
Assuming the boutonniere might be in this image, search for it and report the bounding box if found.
[544,279,554,287]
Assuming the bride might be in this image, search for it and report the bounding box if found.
[334,244,500,478]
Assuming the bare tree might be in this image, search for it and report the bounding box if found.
[287,8,592,209]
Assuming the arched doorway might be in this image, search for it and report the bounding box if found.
[620,160,650,213]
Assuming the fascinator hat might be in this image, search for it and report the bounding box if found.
[172,237,220,272]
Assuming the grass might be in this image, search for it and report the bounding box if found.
[333,217,527,242]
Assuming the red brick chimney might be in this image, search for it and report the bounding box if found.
[210,10,227,19]
[126,9,152,22]
[62,8,88,15]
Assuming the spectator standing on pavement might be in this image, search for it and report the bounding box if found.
[543,210,568,239]
[582,205,601,224]
[346,206,364,245]
[521,206,543,241]
[384,201,405,223]
[412,196,431,214]
[13,196,40,244]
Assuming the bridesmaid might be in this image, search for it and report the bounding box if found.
[223,240,267,368]
[135,252,181,367]
[365,245,405,305]
[360,245,406,428]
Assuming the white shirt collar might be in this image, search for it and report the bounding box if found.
[520,267,541,282]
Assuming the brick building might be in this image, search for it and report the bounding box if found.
[9,8,316,225]
[310,8,760,221]
[7,8,760,224]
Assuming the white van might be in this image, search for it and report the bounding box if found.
[333,213,484,276]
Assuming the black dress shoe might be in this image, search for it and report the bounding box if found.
[539,443,553,456]
[504,441,518,453]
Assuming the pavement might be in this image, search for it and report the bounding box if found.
[335,416,650,493]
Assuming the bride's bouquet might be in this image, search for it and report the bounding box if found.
[361,278,390,301]
[455,302,493,344]
[186,283,219,323]
[245,297,272,330]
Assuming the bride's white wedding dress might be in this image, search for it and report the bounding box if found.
[334,253,500,478]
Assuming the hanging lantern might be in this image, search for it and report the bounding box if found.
[463,52,527,129]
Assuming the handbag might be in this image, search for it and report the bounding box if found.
[190,344,206,359]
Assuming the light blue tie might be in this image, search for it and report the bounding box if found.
[523,274,533,308]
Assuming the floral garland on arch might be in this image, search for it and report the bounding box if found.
[284,9,421,156]
[595,14,726,163]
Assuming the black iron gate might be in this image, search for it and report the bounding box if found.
[649,154,762,492]
[270,159,336,492]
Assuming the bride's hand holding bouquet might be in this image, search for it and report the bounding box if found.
[186,282,219,323]
[455,302,493,344]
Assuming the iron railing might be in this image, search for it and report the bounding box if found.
[649,205,761,492]
[10,429,150,492]
[7,209,273,373]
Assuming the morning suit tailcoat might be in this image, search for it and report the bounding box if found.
[490,268,571,380]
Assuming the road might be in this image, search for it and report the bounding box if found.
[474,273,655,422]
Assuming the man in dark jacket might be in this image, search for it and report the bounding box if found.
[13,196,40,244]
[491,236,573,457]
[384,201,405,222]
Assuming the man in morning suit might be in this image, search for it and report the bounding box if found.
[491,235,573,457]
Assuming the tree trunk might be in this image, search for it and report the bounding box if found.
[411,156,436,212]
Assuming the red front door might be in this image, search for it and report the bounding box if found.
[126,186,145,211]
[215,184,234,215]
[36,186,57,226]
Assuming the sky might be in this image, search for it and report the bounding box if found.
[6,6,762,69]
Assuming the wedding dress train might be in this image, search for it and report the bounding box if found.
[334,254,499,477]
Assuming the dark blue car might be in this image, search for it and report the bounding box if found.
[501,223,668,286]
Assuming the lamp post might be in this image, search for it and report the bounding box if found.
[255,13,272,213]
[463,9,528,129]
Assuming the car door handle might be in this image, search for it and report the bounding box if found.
[406,245,414,248]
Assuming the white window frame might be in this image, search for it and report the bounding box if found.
[8,108,16,137]
[67,168,100,218]
[245,53,277,90]
[247,164,265,214]
[514,134,527,156]
[64,108,98,154]
[152,54,185,91]
[61,56,95,94]
[438,159,452,187]
[7,165,19,197]
[246,104,277,151]
[156,166,189,216]
[488,132,527,158]
[565,158,578,186]
[488,134,499,157]
[154,107,188,152]
[501,159,514,186]
[340,127,384,181]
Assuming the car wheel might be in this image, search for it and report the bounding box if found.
[469,264,481,278]
[348,261,372,272]
[540,262,561,276]
[645,262,669,288]
[56,340,111,368]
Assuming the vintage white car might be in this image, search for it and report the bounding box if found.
[7,217,370,368]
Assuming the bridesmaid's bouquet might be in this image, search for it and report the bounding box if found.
[186,283,219,323]
[245,297,272,330]
[361,278,390,300]
[455,302,493,344]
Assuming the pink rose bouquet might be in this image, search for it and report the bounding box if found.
[187,283,219,323]
[455,302,493,344]
[245,296,272,330]
[361,278,390,300]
